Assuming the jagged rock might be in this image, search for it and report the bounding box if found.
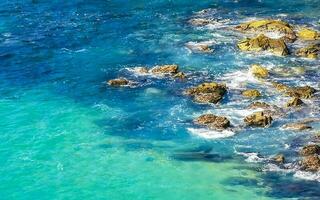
[300,144,320,156]
[188,18,211,26]
[237,34,289,56]
[108,78,130,86]
[300,155,320,171]
[150,65,179,75]
[247,102,271,109]
[298,28,320,40]
[185,82,227,104]
[235,19,296,42]
[244,111,273,127]
[271,82,289,92]
[282,123,312,131]
[250,64,269,78]
[173,72,186,79]
[194,114,230,129]
[296,43,320,59]
[285,86,316,99]
[242,89,261,98]
[286,97,304,107]
[273,154,285,164]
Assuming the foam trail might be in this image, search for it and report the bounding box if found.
[187,128,236,139]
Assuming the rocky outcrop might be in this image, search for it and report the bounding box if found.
[244,111,273,127]
[271,82,289,92]
[286,97,304,107]
[194,114,230,130]
[296,43,320,59]
[285,86,316,99]
[300,144,320,156]
[250,64,269,78]
[300,155,320,171]
[247,102,271,109]
[173,72,186,79]
[185,82,227,104]
[237,34,289,56]
[235,19,296,42]
[185,42,214,53]
[282,123,312,131]
[273,154,285,164]
[298,28,320,40]
[108,78,130,86]
[242,89,261,98]
[150,65,179,75]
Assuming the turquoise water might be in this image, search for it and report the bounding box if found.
[0,0,320,199]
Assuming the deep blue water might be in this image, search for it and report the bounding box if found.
[0,0,320,199]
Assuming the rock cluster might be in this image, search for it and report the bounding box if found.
[194,114,230,130]
[185,82,227,104]
[299,144,320,172]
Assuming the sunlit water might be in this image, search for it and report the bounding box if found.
[0,1,320,199]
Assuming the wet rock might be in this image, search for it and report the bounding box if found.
[282,123,312,131]
[300,144,320,156]
[300,155,320,171]
[134,67,149,74]
[108,78,130,86]
[235,19,296,42]
[272,66,306,77]
[173,72,186,79]
[273,154,285,164]
[247,102,271,110]
[242,89,261,98]
[286,97,304,107]
[271,82,289,92]
[244,111,273,127]
[237,34,289,56]
[185,82,227,104]
[250,64,269,78]
[188,18,211,26]
[194,114,230,129]
[150,64,179,75]
[185,42,214,53]
[298,28,320,40]
[296,43,320,59]
[285,86,316,99]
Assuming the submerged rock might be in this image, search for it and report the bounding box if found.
[134,67,149,74]
[296,43,320,59]
[235,19,296,42]
[185,82,227,104]
[108,78,130,86]
[273,154,285,164]
[150,64,179,75]
[250,64,269,78]
[237,34,289,56]
[300,144,320,156]
[242,89,261,98]
[185,42,214,53]
[282,123,312,131]
[244,111,273,127]
[285,86,316,99]
[300,155,320,171]
[173,72,186,79]
[271,81,290,92]
[247,102,271,109]
[298,28,320,40]
[194,114,230,130]
[272,66,306,77]
[286,97,304,107]
[188,18,211,26]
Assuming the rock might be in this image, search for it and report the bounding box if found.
[300,155,320,171]
[185,82,227,104]
[285,86,316,99]
[286,97,304,107]
[185,42,214,53]
[298,28,320,40]
[235,19,296,42]
[244,111,273,127]
[282,123,312,131]
[300,144,320,156]
[173,72,186,79]
[134,67,149,74]
[237,34,289,56]
[272,66,306,77]
[296,43,320,59]
[271,82,289,92]
[150,64,179,75]
[194,114,230,129]
[107,78,130,86]
[188,18,211,26]
[247,102,271,109]
[242,89,261,98]
[250,64,269,78]
[273,154,285,164]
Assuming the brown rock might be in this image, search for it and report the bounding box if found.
[185,82,227,104]
[173,72,186,79]
[301,155,320,171]
[282,123,312,131]
[247,102,271,109]
[271,82,289,92]
[194,93,223,104]
[107,78,130,86]
[194,114,230,129]
[188,18,212,26]
[244,111,273,127]
[285,86,316,99]
[242,89,261,98]
[150,65,179,75]
[286,97,304,107]
[273,154,285,164]
[296,43,320,59]
[300,144,320,156]
[250,64,269,78]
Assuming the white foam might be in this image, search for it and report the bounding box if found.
[294,171,320,182]
[236,151,265,163]
[187,127,236,139]
[219,70,260,89]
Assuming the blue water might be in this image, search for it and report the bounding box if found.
[1,0,320,199]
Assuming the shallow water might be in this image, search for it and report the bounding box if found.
[0,0,320,199]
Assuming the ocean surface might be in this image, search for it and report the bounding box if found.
[0,0,320,199]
